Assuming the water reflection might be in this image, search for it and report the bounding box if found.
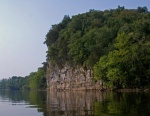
[46,91,150,116]
[0,90,47,116]
[47,91,103,116]
[0,90,149,116]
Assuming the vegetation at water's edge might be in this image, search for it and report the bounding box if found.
[0,67,46,90]
[0,6,150,90]
[44,6,150,89]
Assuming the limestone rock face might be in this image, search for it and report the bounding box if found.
[46,62,103,91]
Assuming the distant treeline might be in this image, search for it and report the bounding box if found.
[0,67,46,90]
[44,6,150,89]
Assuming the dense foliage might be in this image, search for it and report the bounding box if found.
[0,67,46,90]
[45,6,150,89]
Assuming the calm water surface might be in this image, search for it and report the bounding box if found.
[0,90,149,116]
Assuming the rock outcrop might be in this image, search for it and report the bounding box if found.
[46,62,103,91]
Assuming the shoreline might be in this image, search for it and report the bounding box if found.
[47,87,150,92]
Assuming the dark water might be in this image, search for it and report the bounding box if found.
[0,90,149,116]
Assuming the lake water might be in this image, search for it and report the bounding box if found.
[0,90,149,116]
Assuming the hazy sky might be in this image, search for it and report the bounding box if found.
[0,0,150,79]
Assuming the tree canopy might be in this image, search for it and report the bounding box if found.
[45,6,150,89]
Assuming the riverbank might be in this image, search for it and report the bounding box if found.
[115,88,150,92]
[47,86,150,92]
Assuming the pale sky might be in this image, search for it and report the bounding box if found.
[0,0,150,79]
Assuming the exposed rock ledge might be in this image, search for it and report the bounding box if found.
[46,62,103,91]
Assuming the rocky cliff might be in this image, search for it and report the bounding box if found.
[46,62,103,91]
